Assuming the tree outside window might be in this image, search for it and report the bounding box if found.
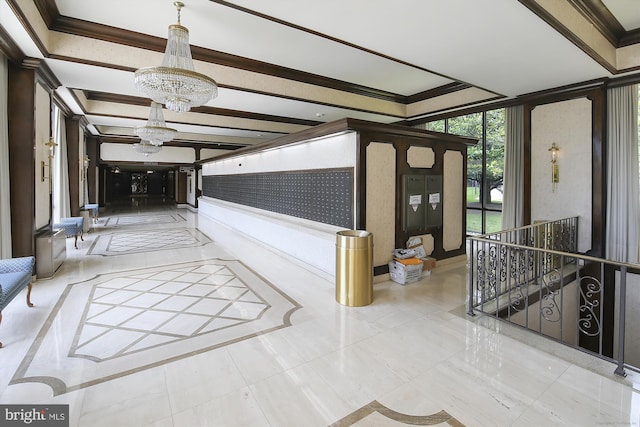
[427,109,505,234]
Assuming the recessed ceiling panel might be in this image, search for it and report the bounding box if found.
[229,0,612,96]
[602,0,640,31]
[55,0,454,95]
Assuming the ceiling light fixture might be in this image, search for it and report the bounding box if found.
[134,1,218,113]
[133,140,162,156]
[135,102,177,146]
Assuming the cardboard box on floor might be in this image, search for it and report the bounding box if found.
[389,258,423,285]
[422,256,436,270]
[406,236,436,271]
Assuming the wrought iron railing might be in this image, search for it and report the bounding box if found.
[467,217,639,377]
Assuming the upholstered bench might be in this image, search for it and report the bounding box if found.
[0,256,35,348]
[84,204,99,223]
[53,217,84,249]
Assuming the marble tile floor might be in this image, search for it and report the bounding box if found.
[86,227,212,256]
[1,204,640,426]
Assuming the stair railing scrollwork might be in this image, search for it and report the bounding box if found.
[467,217,640,378]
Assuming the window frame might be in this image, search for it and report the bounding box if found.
[427,109,505,235]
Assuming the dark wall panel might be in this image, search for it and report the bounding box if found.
[202,168,353,229]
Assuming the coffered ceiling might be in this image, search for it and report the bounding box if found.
[1,0,640,157]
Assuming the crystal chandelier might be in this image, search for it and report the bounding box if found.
[133,140,162,156]
[135,102,177,146]
[134,1,218,113]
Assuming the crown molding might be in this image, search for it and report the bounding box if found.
[0,23,25,63]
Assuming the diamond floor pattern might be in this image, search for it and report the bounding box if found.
[70,263,268,362]
[103,213,186,227]
[88,228,211,256]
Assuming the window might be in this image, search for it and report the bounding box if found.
[426,109,505,235]
[426,120,445,133]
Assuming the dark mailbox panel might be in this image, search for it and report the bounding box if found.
[402,174,443,232]
[425,175,443,228]
[402,175,426,231]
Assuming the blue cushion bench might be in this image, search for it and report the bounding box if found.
[53,217,84,249]
[84,204,99,223]
[0,256,35,348]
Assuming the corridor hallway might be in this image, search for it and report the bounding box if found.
[1,199,640,426]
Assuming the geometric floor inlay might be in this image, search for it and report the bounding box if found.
[87,228,211,256]
[102,213,185,227]
[10,259,301,396]
[330,401,465,426]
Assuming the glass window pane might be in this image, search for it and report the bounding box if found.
[448,113,482,139]
[450,113,483,212]
[485,109,505,208]
[467,209,482,235]
[426,120,445,132]
[484,210,503,234]
[467,180,481,207]
[445,110,505,235]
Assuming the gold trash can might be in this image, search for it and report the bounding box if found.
[335,230,373,307]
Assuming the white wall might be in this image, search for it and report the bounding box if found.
[201,148,232,160]
[199,131,359,278]
[101,143,195,164]
[531,98,592,253]
[202,132,358,175]
[199,198,342,277]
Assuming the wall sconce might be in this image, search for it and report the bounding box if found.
[41,137,57,192]
[549,143,559,191]
[82,155,90,180]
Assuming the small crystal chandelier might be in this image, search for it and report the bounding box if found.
[134,1,218,113]
[135,102,177,146]
[133,140,162,156]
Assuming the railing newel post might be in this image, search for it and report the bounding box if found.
[614,266,627,377]
[467,238,476,317]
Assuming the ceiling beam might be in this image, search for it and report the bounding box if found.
[84,91,323,127]
[30,0,487,106]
